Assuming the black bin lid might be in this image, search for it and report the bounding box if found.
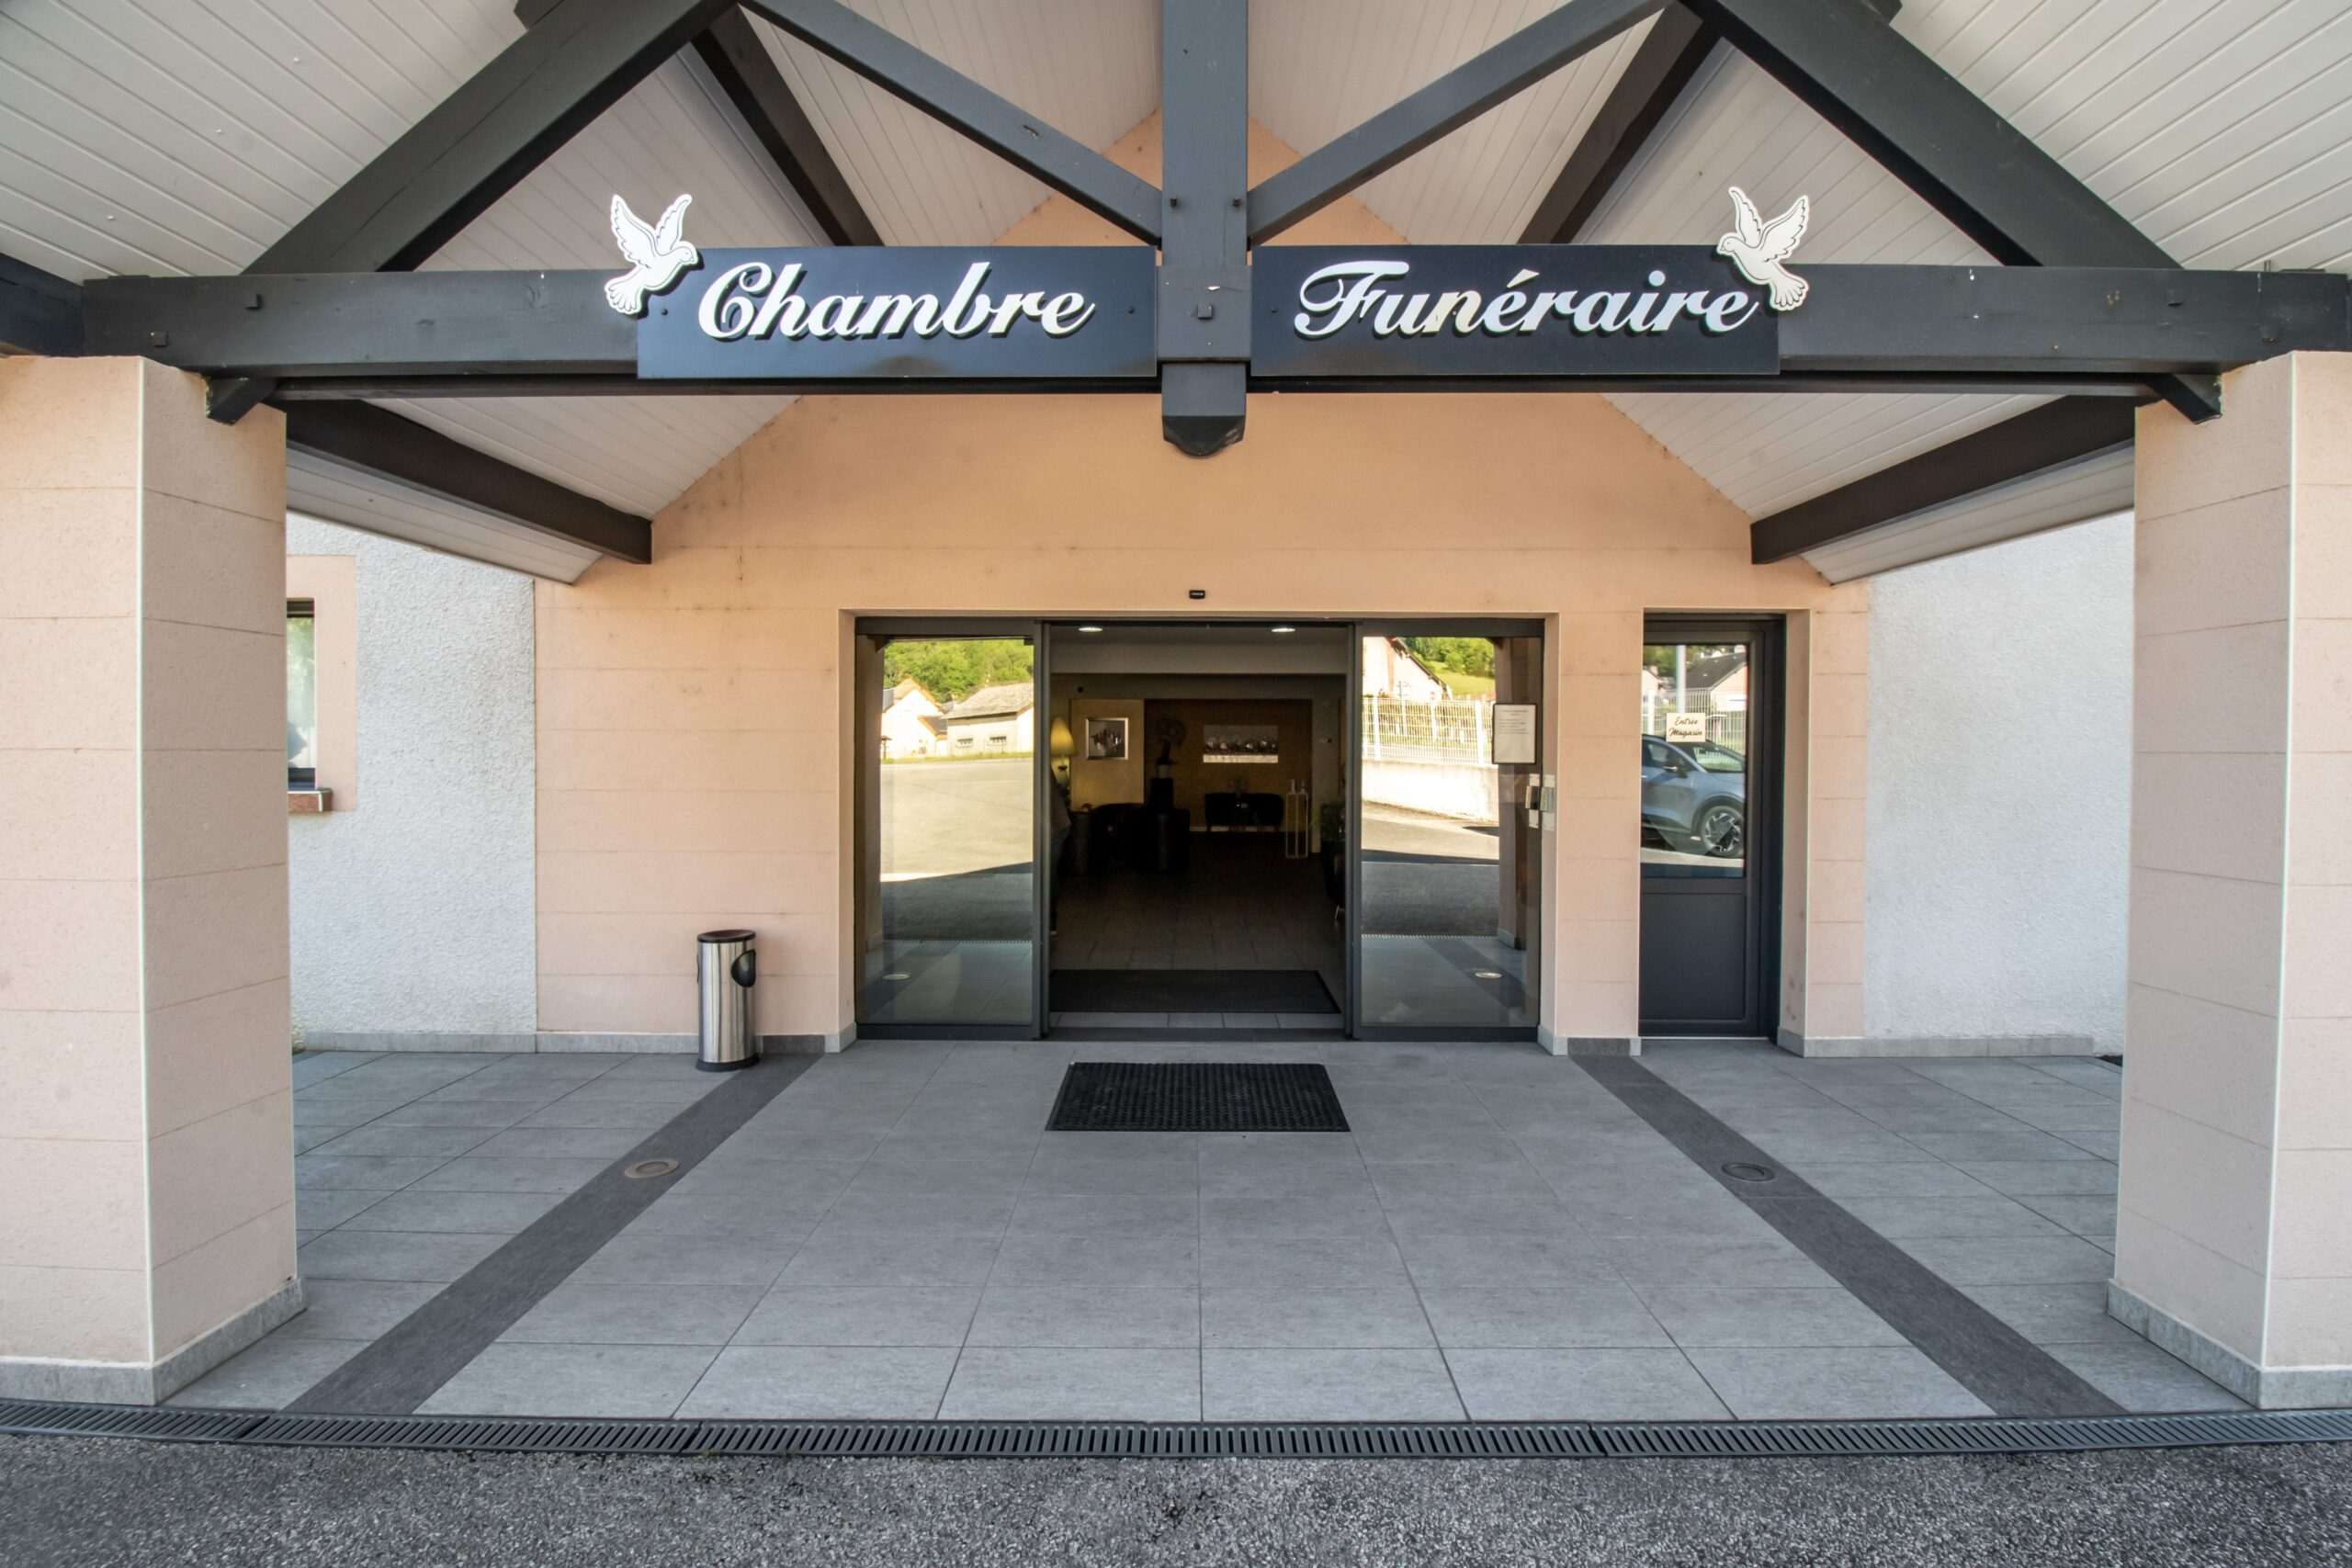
[697,929,756,943]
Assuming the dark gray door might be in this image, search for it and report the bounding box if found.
[1638,618,1781,1036]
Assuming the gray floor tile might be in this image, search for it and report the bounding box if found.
[718,1128,888,1163]
[2045,1339,2245,1412]
[1396,1231,1616,1291]
[775,1233,1002,1288]
[942,1348,1199,1420]
[1961,1283,2151,1347]
[502,1282,763,1346]
[419,1344,718,1417]
[1687,1347,1993,1419]
[1352,1128,1526,1165]
[673,1157,863,1201]
[519,1100,691,1130]
[297,1228,508,1282]
[820,1190,1019,1235]
[732,1287,982,1347]
[1838,1195,2070,1239]
[1898,1131,2101,1164]
[275,1280,442,1341]
[1447,1348,1730,1421]
[1418,1286,1668,1349]
[679,1346,958,1419]
[1201,1288,1435,1348]
[1025,1155,1198,1196]
[629,1192,834,1241]
[967,1287,1200,1348]
[305,1124,497,1159]
[571,1231,795,1290]
[294,1188,396,1231]
[1200,1191,1391,1238]
[1005,1192,1197,1235]
[2018,1193,2119,1242]
[295,1154,449,1190]
[2059,1130,2121,1160]
[368,1101,537,1131]
[1201,1234,1408,1290]
[1202,1349,1463,1421]
[1365,1161,1555,1204]
[1199,1161,1375,1201]
[333,1188,569,1235]
[1600,1236,1837,1292]
[1640,1286,1906,1348]
[165,1336,367,1409]
[407,1156,613,1194]
[1955,1160,2119,1197]
[1792,1163,1996,1199]
[467,1126,649,1160]
[989,1232,1200,1288]
[1894,1233,2118,1285]
[848,1156,1036,1196]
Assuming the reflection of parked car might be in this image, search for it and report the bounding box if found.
[1641,735,1746,857]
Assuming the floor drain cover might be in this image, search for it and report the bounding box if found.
[623,1158,677,1179]
[1721,1160,1776,1183]
[1048,1062,1349,1133]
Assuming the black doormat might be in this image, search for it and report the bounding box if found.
[1047,1062,1350,1133]
[1049,968,1338,1015]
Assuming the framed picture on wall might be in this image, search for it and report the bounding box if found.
[1084,716,1128,761]
[1204,723,1280,764]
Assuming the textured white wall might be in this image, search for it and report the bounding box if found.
[1864,513,2133,1051]
[288,516,537,1039]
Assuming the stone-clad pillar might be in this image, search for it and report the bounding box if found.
[0,358,299,1403]
[2112,352,2352,1406]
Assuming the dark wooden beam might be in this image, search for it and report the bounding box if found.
[1158,0,1250,457]
[1748,396,2137,564]
[694,9,882,247]
[1519,1,1900,244]
[0,253,83,356]
[1682,0,2217,420]
[209,0,732,423]
[1520,6,1714,243]
[743,0,1161,243]
[283,400,653,564]
[1251,0,1668,245]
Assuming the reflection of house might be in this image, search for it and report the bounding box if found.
[943,682,1036,754]
[1361,637,1451,701]
[1643,649,1750,746]
[878,680,945,758]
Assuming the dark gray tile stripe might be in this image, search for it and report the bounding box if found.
[1575,1055,2122,1419]
[286,1053,816,1416]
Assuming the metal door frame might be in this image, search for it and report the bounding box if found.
[1351,618,1546,1043]
[854,616,1047,1042]
[1636,614,1784,1038]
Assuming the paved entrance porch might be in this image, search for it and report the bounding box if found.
[173,1040,2234,1423]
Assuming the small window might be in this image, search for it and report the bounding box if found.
[287,600,317,789]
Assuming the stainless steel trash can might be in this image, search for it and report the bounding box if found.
[695,929,757,1072]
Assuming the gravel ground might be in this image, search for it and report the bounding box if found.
[8,1436,2352,1567]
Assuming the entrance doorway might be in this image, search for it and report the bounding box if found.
[1638,617,1782,1036]
[851,617,1548,1042]
[1047,622,1348,1032]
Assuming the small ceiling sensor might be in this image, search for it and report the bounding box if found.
[1270,625,1297,635]
[1077,625,1104,633]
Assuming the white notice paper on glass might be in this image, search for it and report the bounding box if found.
[1493,704,1537,765]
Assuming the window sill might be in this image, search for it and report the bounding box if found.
[288,788,334,815]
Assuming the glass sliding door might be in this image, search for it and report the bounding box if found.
[854,624,1042,1032]
[1353,625,1544,1033]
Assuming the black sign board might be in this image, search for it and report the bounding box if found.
[1249,246,1780,380]
[637,247,1156,382]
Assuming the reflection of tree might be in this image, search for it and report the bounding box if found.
[1401,636,1495,679]
[1642,643,1742,682]
[882,638,1033,704]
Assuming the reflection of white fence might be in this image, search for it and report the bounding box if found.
[1363,694,1491,764]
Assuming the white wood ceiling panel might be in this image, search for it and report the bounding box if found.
[750,0,1160,246]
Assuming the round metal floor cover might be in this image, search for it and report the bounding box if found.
[1720,1160,1777,1183]
[624,1158,677,1180]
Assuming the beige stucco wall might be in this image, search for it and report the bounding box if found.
[1,357,296,1398]
[532,118,1867,1046]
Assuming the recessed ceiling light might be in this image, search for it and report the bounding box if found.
[881,972,910,981]
[1077,625,1103,633]
[1473,970,1503,980]
[1270,625,1297,634]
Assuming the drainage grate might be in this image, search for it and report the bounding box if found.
[1047,1061,1349,1133]
[6,1403,2352,1460]
[242,1413,699,1454]
[0,1400,258,1443]
[690,1422,1606,1459]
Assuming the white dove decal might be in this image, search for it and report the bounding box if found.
[605,194,699,317]
[1717,186,1810,311]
